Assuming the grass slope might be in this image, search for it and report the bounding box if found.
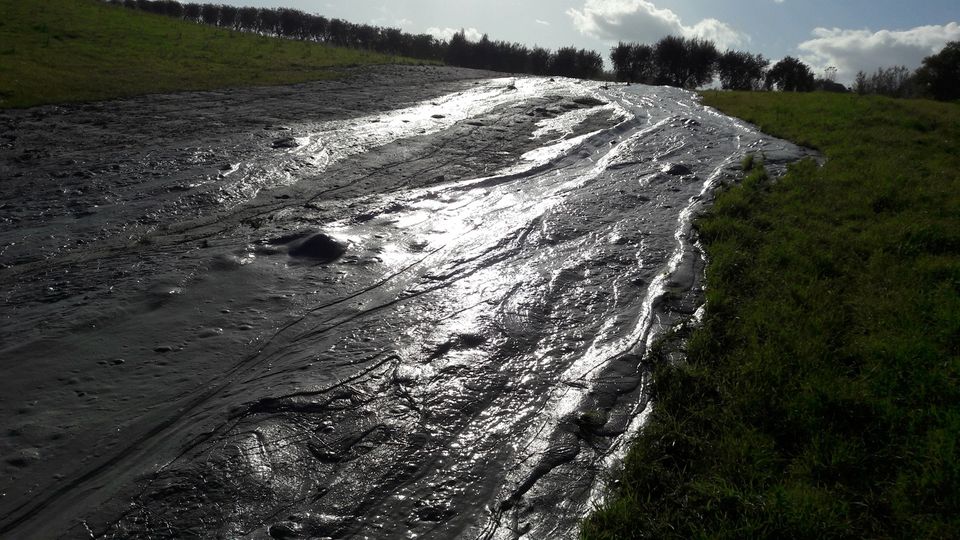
[583,92,960,538]
[0,0,426,108]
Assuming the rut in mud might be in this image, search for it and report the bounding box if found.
[0,66,810,539]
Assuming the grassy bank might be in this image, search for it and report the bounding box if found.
[583,92,960,538]
[0,0,425,108]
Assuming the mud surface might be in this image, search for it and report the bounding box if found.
[0,65,811,539]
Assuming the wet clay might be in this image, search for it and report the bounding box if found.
[0,66,812,539]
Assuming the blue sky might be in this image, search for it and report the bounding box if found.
[217,1,960,83]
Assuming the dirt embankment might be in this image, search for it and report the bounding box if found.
[0,65,810,539]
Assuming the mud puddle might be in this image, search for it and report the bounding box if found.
[0,66,811,539]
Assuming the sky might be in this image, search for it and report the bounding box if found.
[215,0,960,84]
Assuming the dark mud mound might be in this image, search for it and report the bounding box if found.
[271,137,299,149]
[287,232,347,262]
[662,162,693,175]
[264,229,348,262]
[572,96,607,107]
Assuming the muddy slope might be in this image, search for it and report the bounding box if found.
[0,66,810,539]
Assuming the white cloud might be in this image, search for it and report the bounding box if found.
[426,27,484,42]
[798,22,960,83]
[535,19,551,26]
[689,19,749,50]
[774,0,785,4]
[566,0,748,50]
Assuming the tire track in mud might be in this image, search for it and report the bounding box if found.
[1,75,813,539]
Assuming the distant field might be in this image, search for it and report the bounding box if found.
[583,92,960,538]
[0,0,427,108]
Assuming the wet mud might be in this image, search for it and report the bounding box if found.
[0,65,811,539]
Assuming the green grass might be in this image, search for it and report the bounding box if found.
[0,0,429,108]
[583,92,960,538]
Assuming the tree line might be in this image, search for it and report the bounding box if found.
[610,37,819,92]
[105,0,603,79]
[853,42,960,101]
[611,36,959,101]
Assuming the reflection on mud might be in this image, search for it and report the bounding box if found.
[0,72,810,539]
